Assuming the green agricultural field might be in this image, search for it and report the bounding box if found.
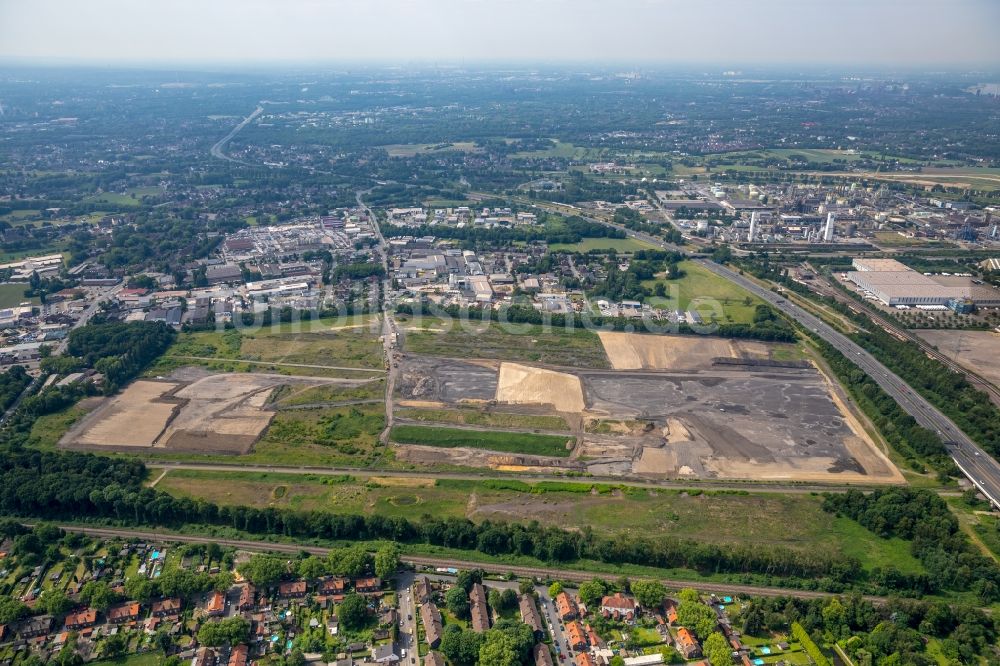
[396,407,569,431]
[390,424,574,457]
[549,237,659,253]
[154,472,926,575]
[643,259,763,324]
[401,317,609,367]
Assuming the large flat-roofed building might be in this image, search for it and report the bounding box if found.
[847,271,967,306]
[851,258,910,272]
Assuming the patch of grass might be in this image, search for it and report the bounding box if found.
[154,474,927,577]
[402,317,609,367]
[0,283,39,308]
[257,404,386,465]
[390,424,573,457]
[273,380,385,407]
[26,405,89,450]
[643,259,763,324]
[549,237,659,253]
[149,316,385,378]
[396,408,569,431]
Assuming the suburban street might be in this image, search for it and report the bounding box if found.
[701,259,1000,507]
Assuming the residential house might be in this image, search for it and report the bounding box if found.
[64,608,98,631]
[575,653,597,666]
[413,575,432,604]
[533,643,554,666]
[107,602,141,624]
[519,594,544,640]
[151,597,182,618]
[206,591,226,617]
[237,584,255,612]
[424,651,446,666]
[372,644,400,663]
[600,593,637,623]
[355,577,382,594]
[470,583,490,633]
[14,615,53,638]
[279,580,307,598]
[228,643,249,666]
[319,577,347,596]
[555,592,578,621]
[192,647,217,666]
[566,621,588,651]
[675,627,702,660]
[420,601,443,649]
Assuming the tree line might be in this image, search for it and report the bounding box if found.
[396,301,797,343]
[0,447,985,597]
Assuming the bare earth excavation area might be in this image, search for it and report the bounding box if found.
[61,368,357,455]
[395,332,902,484]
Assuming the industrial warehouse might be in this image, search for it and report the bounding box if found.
[846,258,1000,309]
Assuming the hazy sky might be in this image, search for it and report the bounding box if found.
[1,0,999,67]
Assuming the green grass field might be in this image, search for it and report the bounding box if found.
[642,260,763,324]
[390,424,574,457]
[401,317,609,367]
[396,408,569,431]
[549,237,660,253]
[148,315,385,377]
[154,471,925,576]
[0,283,39,308]
[255,404,387,466]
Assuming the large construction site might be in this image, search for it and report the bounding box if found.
[393,330,903,484]
[59,367,372,455]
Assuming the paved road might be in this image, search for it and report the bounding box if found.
[49,524,888,604]
[396,571,418,666]
[701,259,1000,508]
[210,105,263,163]
[356,189,399,450]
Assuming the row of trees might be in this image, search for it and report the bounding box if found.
[0,449,925,596]
[381,214,626,248]
[395,302,797,343]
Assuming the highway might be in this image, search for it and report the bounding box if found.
[556,196,1000,508]
[210,105,263,164]
[700,259,1000,508]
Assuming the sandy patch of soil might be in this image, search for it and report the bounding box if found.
[597,331,737,370]
[496,362,585,412]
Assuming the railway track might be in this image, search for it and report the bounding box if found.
[52,524,886,603]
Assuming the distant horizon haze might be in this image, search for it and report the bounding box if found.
[1,0,998,68]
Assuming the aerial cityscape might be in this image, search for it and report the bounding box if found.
[1,1,1000,665]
